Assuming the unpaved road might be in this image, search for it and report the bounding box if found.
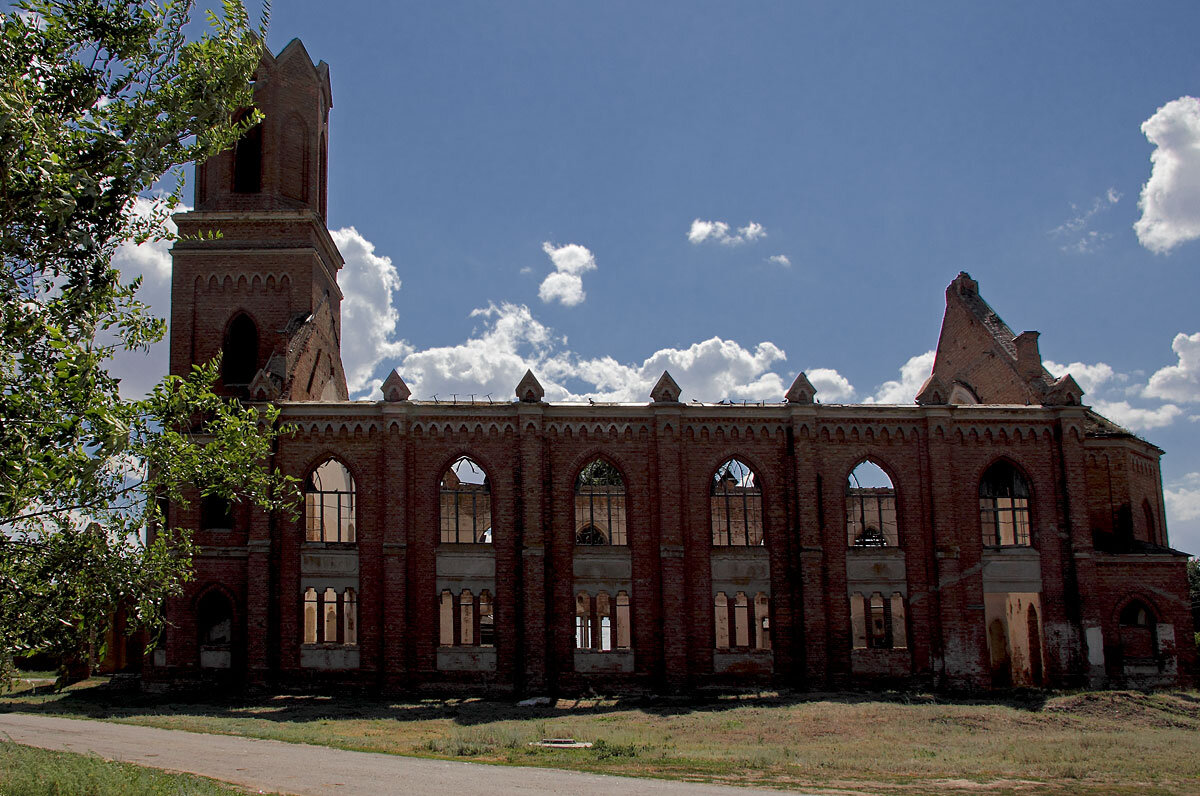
[0,713,802,795]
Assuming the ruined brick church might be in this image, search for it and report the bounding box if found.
[147,40,1195,693]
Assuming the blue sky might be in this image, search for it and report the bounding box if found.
[114,2,1200,550]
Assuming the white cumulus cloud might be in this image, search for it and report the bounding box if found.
[384,303,792,404]
[688,219,767,246]
[866,351,936,404]
[1090,400,1182,431]
[767,254,791,267]
[107,197,185,399]
[538,241,597,307]
[398,303,557,402]
[1134,96,1200,254]
[1144,331,1200,403]
[1165,472,1200,526]
[332,227,412,396]
[806,368,856,402]
[1043,360,1115,395]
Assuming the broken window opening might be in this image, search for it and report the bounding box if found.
[305,459,356,543]
[232,119,262,194]
[846,461,898,547]
[439,588,495,647]
[200,495,233,531]
[222,313,259,387]
[711,458,764,546]
[713,590,771,650]
[303,588,318,644]
[197,591,233,647]
[323,587,339,644]
[1118,599,1157,661]
[575,459,627,546]
[440,456,492,543]
[344,588,357,646]
[850,592,907,650]
[479,590,495,646]
[301,586,357,646]
[575,590,631,652]
[979,461,1031,547]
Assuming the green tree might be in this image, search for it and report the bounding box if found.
[0,0,294,682]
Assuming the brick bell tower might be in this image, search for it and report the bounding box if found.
[170,39,348,402]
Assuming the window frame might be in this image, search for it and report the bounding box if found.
[304,459,357,544]
[845,460,899,548]
[979,461,1032,548]
[574,459,627,547]
[710,458,764,547]
[439,456,492,544]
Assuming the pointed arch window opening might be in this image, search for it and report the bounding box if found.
[846,461,898,547]
[440,456,492,544]
[575,459,627,546]
[979,462,1031,547]
[305,460,356,543]
[222,313,259,387]
[711,459,763,546]
[232,119,262,194]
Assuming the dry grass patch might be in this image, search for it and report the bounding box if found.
[3,683,1199,794]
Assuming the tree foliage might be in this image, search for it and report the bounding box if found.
[0,0,293,682]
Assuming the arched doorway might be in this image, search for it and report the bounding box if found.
[196,590,237,671]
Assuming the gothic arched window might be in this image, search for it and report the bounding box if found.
[711,458,763,546]
[575,460,626,546]
[233,120,262,194]
[846,460,898,547]
[440,456,491,543]
[305,459,356,543]
[222,313,259,387]
[979,461,1031,547]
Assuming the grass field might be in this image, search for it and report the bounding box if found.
[3,679,1199,795]
[0,740,266,795]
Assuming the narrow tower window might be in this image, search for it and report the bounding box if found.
[222,313,259,387]
[233,121,262,194]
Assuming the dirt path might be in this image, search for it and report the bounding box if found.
[0,713,805,795]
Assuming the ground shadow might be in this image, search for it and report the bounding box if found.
[0,678,1074,728]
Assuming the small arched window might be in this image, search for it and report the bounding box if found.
[979,461,1031,546]
[1119,599,1157,661]
[305,459,356,543]
[711,458,763,546]
[575,459,626,546]
[846,460,897,547]
[440,456,491,543]
[222,313,259,387]
[233,120,262,194]
[1141,499,1157,544]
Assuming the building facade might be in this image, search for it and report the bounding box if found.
[147,41,1195,693]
